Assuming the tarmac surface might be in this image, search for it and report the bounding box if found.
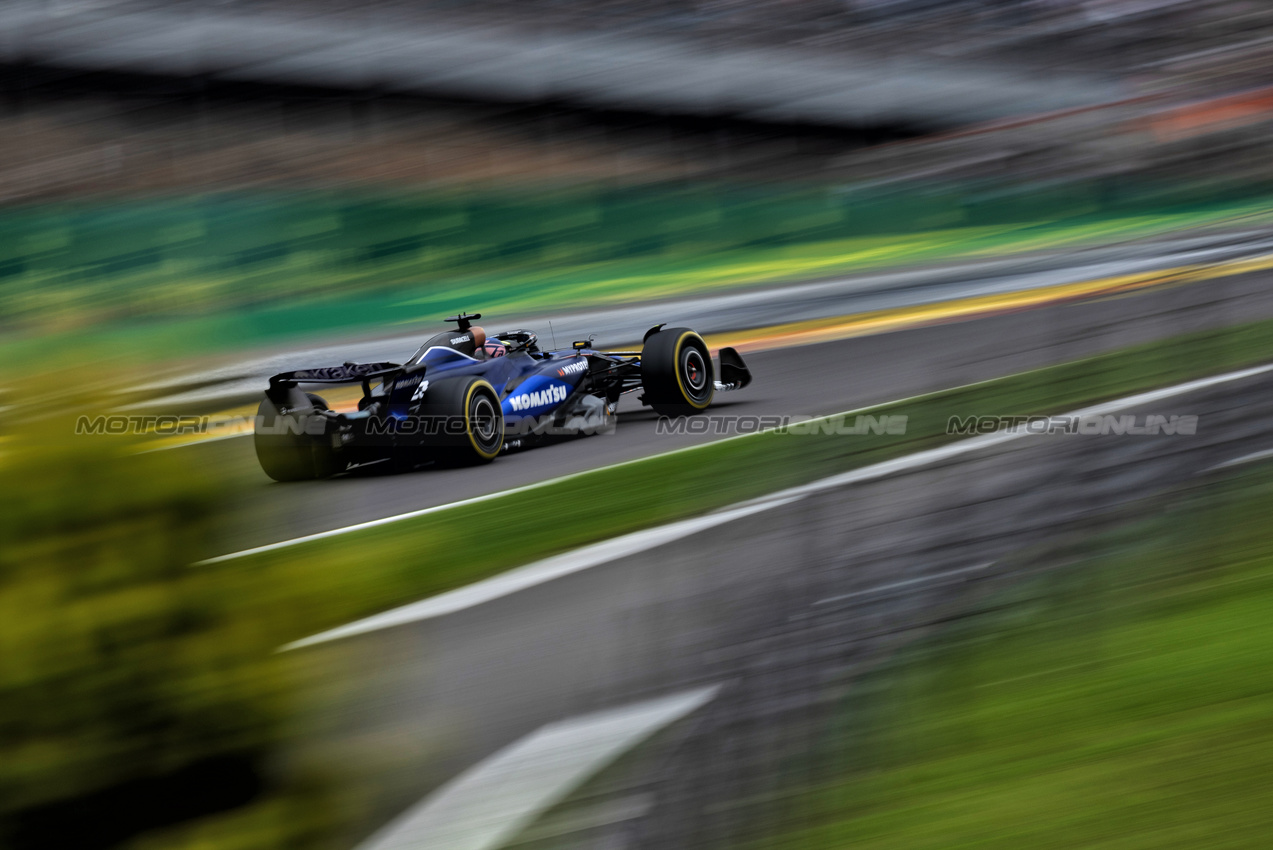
[300,320,1273,850]
[197,242,1273,557]
[142,229,1273,410]
[209,253,1273,847]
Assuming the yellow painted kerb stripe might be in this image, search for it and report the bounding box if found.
[132,249,1273,452]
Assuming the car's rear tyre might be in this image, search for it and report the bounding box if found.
[416,377,504,466]
[254,389,342,481]
[641,327,714,416]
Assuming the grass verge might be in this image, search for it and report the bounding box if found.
[220,314,1273,647]
[0,399,345,850]
[3,189,1271,370]
[749,458,1273,849]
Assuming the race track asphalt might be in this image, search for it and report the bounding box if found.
[196,257,1273,556]
[295,309,1273,850]
[170,242,1273,848]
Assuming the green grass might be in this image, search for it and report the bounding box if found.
[750,462,1273,850]
[215,314,1273,648]
[7,292,1271,849]
[3,185,1271,369]
[0,405,342,850]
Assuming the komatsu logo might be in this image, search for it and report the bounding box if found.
[557,360,587,377]
[508,383,568,411]
[451,335,470,345]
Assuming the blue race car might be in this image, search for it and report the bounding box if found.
[253,313,752,480]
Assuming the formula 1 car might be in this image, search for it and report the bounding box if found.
[254,314,752,480]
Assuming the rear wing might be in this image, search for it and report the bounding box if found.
[268,361,401,390]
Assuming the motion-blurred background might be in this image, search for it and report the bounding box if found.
[4,1,1273,849]
[5,0,1273,355]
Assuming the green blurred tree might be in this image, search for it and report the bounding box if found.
[0,398,335,850]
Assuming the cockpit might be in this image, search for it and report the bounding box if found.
[405,317,540,368]
[408,345,479,369]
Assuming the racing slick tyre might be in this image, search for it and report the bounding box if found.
[253,389,342,481]
[641,327,714,417]
[417,376,504,466]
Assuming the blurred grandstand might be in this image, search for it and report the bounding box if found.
[1,0,1272,202]
[7,5,1273,850]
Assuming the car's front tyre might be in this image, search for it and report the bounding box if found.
[641,327,714,417]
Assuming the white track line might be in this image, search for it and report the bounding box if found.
[355,685,720,850]
[729,362,1273,506]
[197,360,1089,565]
[1207,447,1273,471]
[280,498,798,651]
[282,361,1273,651]
[814,562,993,606]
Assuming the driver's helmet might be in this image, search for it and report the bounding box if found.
[471,326,504,359]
